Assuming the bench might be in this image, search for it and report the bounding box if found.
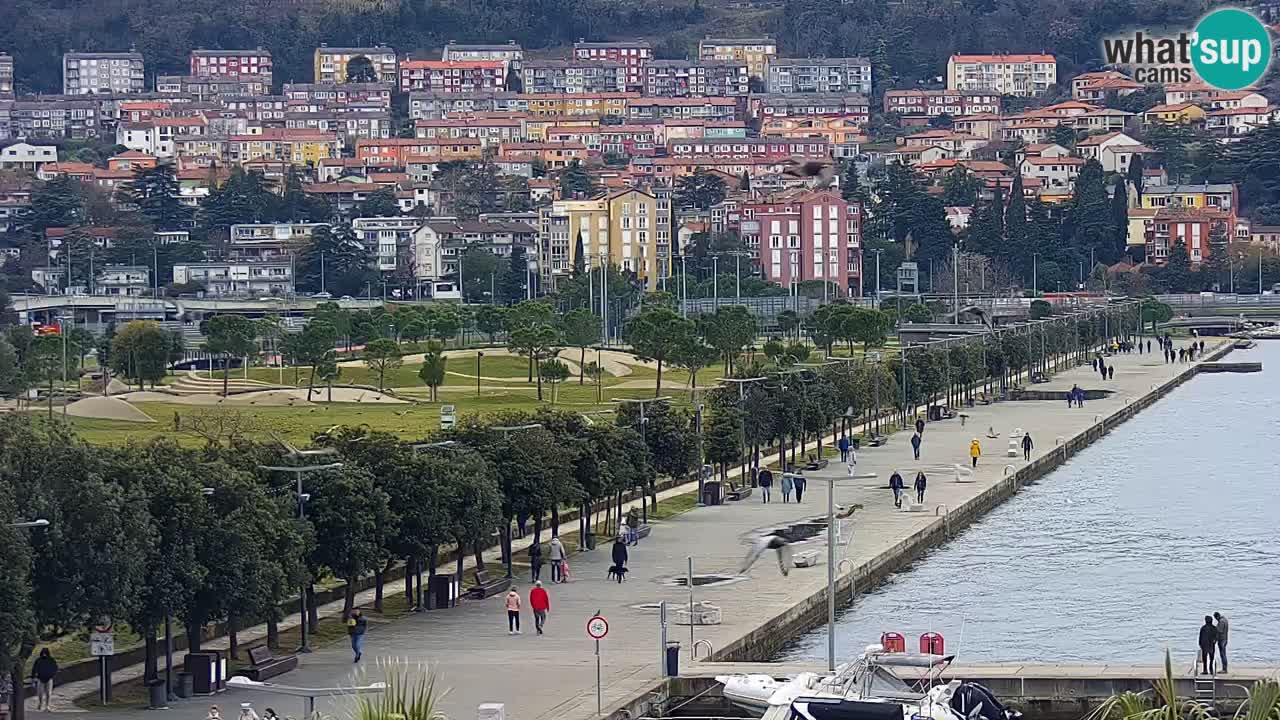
[865,435,888,447]
[240,646,298,681]
[804,457,829,471]
[468,569,511,599]
[725,485,754,501]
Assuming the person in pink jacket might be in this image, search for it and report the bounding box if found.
[505,588,522,634]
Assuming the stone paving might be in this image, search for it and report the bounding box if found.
[39,340,1219,720]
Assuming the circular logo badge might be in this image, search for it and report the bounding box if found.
[1192,9,1272,90]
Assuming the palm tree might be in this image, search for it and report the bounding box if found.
[418,340,447,401]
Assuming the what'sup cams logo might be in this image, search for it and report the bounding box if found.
[1103,8,1273,90]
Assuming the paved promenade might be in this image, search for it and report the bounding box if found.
[45,340,1219,720]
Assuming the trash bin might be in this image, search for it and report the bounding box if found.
[147,679,167,708]
[428,573,457,609]
[703,481,722,506]
[176,672,193,699]
[664,641,680,677]
[852,438,861,451]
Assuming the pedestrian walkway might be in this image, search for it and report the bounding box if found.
[44,340,1218,720]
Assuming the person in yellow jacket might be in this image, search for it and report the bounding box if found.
[969,439,982,468]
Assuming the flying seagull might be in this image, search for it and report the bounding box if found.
[739,532,795,577]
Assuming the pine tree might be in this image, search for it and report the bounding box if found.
[1004,175,1027,264]
[122,164,191,231]
[1109,181,1130,262]
[573,231,586,276]
[1126,153,1145,202]
[1068,160,1112,264]
[841,160,868,205]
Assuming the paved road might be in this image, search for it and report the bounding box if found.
[43,341,1216,720]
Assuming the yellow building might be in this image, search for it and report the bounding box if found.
[1139,183,1237,212]
[313,46,397,84]
[519,93,635,118]
[228,130,340,166]
[1142,103,1207,125]
[539,187,671,290]
[698,37,777,78]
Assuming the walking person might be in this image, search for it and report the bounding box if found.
[1021,432,1033,461]
[758,466,772,503]
[505,588,522,634]
[626,507,640,545]
[793,471,806,503]
[1107,366,1114,381]
[529,541,543,582]
[781,472,793,503]
[914,471,927,504]
[548,535,566,583]
[610,535,628,583]
[529,581,550,635]
[889,471,904,508]
[31,648,57,711]
[915,418,925,436]
[1214,612,1230,673]
[838,435,850,463]
[910,432,922,460]
[347,609,367,662]
[969,438,982,468]
[1199,615,1217,675]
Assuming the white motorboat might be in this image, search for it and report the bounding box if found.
[718,646,1020,720]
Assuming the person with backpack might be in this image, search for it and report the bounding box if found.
[347,609,367,662]
[548,536,566,583]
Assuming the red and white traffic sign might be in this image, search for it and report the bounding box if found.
[587,615,609,639]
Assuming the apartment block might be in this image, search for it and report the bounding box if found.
[190,49,273,85]
[156,75,271,99]
[442,42,524,73]
[174,261,294,297]
[227,129,341,165]
[883,90,1001,121]
[698,36,778,78]
[353,216,425,275]
[766,57,872,96]
[750,94,870,124]
[407,91,522,119]
[572,40,652,90]
[739,189,862,293]
[399,60,505,93]
[283,82,393,109]
[229,223,328,262]
[2,100,100,140]
[538,187,671,289]
[0,54,13,99]
[946,53,1057,97]
[314,46,397,84]
[63,51,145,95]
[627,97,738,122]
[521,60,627,94]
[643,60,749,97]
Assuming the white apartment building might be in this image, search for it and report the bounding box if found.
[174,261,294,297]
[442,42,524,73]
[352,216,424,274]
[63,51,145,95]
[946,53,1057,97]
[766,57,872,96]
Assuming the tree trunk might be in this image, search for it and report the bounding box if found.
[580,346,586,384]
[473,541,486,571]
[550,506,559,535]
[405,558,416,604]
[223,359,230,397]
[374,562,386,612]
[144,628,158,682]
[307,585,320,632]
[455,544,465,584]
[343,582,356,615]
[502,519,514,578]
[186,621,203,653]
[9,662,25,720]
[655,357,663,397]
[228,617,240,659]
[267,616,280,650]
[533,512,543,545]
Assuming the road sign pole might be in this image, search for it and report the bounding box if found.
[586,614,609,716]
[595,638,602,715]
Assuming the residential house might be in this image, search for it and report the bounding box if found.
[442,42,523,73]
[283,82,393,108]
[1019,155,1084,190]
[946,53,1057,97]
[643,60,750,97]
[0,143,58,172]
[190,49,273,85]
[227,129,340,166]
[302,182,383,216]
[1071,70,1142,101]
[1250,225,1280,253]
[414,115,525,146]
[599,125,659,156]
[314,46,397,84]
[3,100,100,140]
[521,60,627,94]
[749,94,870,124]
[37,162,96,182]
[108,150,158,172]
[156,75,270,99]
[174,261,293,297]
[573,41,652,91]
[627,97,738,122]
[229,222,327,262]
[1075,131,1153,174]
[1128,205,1233,265]
[898,129,987,158]
[698,36,778,78]
[766,57,872,96]
[353,216,424,276]
[398,60,504,94]
[63,51,145,95]
[739,189,862,293]
[1206,106,1277,139]
[883,90,1001,124]
[1142,103,1207,126]
[95,265,150,296]
[520,93,634,117]
[536,186,671,288]
[760,117,866,158]
[1141,183,1237,213]
[500,141,590,169]
[1073,108,1133,134]
[952,113,1005,140]
[407,91,519,119]
[0,54,13,99]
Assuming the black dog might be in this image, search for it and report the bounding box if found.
[607,564,628,582]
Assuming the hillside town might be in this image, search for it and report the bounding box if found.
[0,37,1277,301]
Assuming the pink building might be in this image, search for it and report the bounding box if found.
[741,190,863,294]
[190,49,273,81]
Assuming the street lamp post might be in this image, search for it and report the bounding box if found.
[476,351,484,398]
[1032,253,1039,295]
[258,454,343,654]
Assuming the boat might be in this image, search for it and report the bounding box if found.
[718,646,1020,720]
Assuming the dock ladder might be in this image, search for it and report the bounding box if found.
[1194,677,1215,703]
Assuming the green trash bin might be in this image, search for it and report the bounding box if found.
[176,672,193,699]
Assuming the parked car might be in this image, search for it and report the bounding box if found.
[310,292,332,299]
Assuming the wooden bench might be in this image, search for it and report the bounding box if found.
[866,435,888,447]
[725,485,754,501]
[240,646,298,681]
[805,457,829,471]
[468,569,511,599]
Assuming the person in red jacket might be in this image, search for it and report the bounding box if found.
[529,581,551,635]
